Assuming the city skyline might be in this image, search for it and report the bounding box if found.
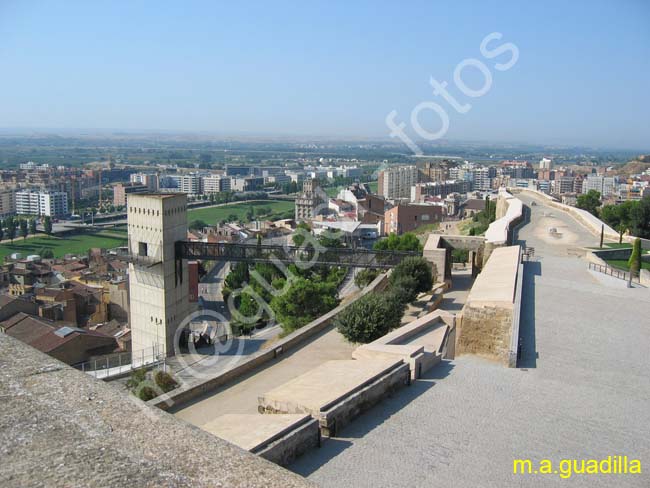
[1,1,649,149]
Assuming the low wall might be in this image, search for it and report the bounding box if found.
[352,310,455,379]
[152,272,390,410]
[457,245,522,366]
[513,188,621,241]
[484,190,524,265]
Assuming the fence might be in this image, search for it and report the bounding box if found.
[588,262,639,284]
[74,345,166,379]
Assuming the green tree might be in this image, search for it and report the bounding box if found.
[19,219,28,240]
[29,219,37,235]
[335,291,404,343]
[189,219,208,230]
[270,278,339,333]
[0,220,4,242]
[292,222,312,247]
[629,196,650,239]
[576,190,601,217]
[6,218,16,243]
[390,256,434,292]
[628,238,642,277]
[354,268,379,288]
[387,273,419,305]
[373,232,422,252]
[43,216,53,235]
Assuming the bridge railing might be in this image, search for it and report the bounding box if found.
[176,241,418,269]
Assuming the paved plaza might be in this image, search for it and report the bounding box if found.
[289,194,650,487]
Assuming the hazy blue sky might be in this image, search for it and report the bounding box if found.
[1,0,649,149]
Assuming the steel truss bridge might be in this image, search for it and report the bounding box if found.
[175,241,418,270]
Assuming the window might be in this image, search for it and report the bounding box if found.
[138,242,148,257]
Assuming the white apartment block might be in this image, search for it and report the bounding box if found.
[582,175,617,197]
[378,165,418,200]
[202,174,231,194]
[15,190,68,217]
[539,157,553,170]
[130,173,160,191]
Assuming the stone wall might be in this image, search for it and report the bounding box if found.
[457,246,521,366]
[0,333,313,488]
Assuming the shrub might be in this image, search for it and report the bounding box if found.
[137,386,158,402]
[354,268,379,288]
[387,274,419,305]
[336,292,404,343]
[390,256,434,293]
[154,370,179,393]
[126,367,147,391]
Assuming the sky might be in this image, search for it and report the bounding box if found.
[1,0,649,150]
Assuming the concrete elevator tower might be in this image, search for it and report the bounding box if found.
[127,193,189,358]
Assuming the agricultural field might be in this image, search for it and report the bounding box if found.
[0,231,127,262]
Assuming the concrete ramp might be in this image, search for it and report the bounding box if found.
[203,413,319,466]
[258,359,410,436]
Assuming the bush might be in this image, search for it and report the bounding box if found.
[137,386,158,401]
[154,370,179,393]
[390,256,434,293]
[126,367,147,390]
[354,268,379,288]
[388,274,419,305]
[335,292,404,343]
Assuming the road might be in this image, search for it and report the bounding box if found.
[290,193,650,488]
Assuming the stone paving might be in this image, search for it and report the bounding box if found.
[289,194,650,487]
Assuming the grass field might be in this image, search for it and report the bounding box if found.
[0,231,127,262]
[604,258,650,271]
[187,200,294,224]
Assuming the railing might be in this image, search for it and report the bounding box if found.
[588,262,639,283]
[74,345,165,379]
[175,241,418,269]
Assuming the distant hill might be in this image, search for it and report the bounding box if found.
[613,156,650,178]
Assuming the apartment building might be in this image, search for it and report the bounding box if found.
[582,175,617,197]
[203,174,231,194]
[113,183,148,207]
[377,165,418,200]
[15,190,68,217]
[0,189,16,218]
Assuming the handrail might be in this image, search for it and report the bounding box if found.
[588,261,639,283]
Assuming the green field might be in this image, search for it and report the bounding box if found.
[604,259,650,271]
[0,231,127,262]
[187,200,294,224]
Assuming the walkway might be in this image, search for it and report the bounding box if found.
[290,194,650,488]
